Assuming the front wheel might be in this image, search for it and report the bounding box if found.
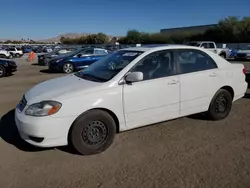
[62,62,74,74]
[219,53,226,59]
[16,53,21,58]
[0,65,6,77]
[69,110,116,155]
[207,89,232,120]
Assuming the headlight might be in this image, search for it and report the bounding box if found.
[25,101,62,117]
[56,59,63,63]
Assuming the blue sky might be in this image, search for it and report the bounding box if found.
[1,0,249,39]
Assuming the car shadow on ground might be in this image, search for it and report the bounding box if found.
[0,109,50,152]
[31,63,43,66]
[0,109,79,154]
[40,69,60,74]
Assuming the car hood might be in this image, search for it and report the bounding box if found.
[24,74,102,105]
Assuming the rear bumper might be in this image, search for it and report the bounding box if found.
[233,81,248,101]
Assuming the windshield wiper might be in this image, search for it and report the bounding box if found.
[75,72,107,82]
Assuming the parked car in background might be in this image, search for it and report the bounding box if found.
[48,47,109,73]
[6,47,23,57]
[43,47,53,53]
[33,46,44,53]
[38,48,75,65]
[235,45,250,60]
[22,46,33,53]
[0,59,17,77]
[187,41,230,59]
[0,49,12,59]
[15,45,247,155]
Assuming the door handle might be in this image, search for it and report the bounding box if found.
[167,80,179,85]
[209,72,217,77]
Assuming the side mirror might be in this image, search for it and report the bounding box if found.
[125,72,143,83]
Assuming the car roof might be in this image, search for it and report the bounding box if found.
[120,44,201,52]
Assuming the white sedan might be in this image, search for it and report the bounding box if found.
[15,45,247,155]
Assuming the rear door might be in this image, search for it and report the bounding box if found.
[175,49,219,116]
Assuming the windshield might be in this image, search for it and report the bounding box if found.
[74,50,144,82]
[65,48,86,56]
[187,42,201,47]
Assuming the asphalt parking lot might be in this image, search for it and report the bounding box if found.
[1,57,250,188]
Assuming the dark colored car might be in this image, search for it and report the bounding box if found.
[38,48,75,66]
[48,47,109,73]
[0,59,17,77]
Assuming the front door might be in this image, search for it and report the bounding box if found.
[123,50,180,129]
[175,49,219,116]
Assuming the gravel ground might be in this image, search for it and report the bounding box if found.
[0,57,250,188]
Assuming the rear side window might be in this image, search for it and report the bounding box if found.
[208,43,215,48]
[95,49,108,55]
[176,49,217,74]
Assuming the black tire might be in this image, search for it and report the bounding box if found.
[207,89,232,120]
[16,53,20,58]
[0,54,7,59]
[219,53,226,59]
[62,62,74,74]
[0,65,6,78]
[69,110,116,155]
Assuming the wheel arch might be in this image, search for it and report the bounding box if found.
[220,85,234,100]
[69,108,120,134]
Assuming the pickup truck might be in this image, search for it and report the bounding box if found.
[187,41,230,59]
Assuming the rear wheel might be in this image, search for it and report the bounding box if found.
[69,110,116,155]
[16,53,20,58]
[207,89,232,120]
[63,62,74,73]
[0,65,6,77]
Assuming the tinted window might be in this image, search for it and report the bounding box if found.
[177,49,217,74]
[8,48,15,51]
[208,43,215,48]
[200,43,208,48]
[130,50,175,81]
[16,48,21,50]
[84,49,94,54]
[95,49,108,55]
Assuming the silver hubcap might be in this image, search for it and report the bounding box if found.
[64,64,73,73]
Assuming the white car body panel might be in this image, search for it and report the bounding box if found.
[0,50,11,57]
[15,45,248,147]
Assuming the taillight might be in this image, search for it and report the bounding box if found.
[243,67,246,74]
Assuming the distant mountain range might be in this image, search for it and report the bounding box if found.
[0,33,120,43]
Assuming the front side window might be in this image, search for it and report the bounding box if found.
[74,50,143,82]
[200,43,208,48]
[130,50,175,81]
[177,49,217,74]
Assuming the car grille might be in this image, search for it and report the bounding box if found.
[18,96,27,112]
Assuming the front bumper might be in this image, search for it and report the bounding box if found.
[49,63,61,72]
[5,65,17,73]
[15,108,75,147]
